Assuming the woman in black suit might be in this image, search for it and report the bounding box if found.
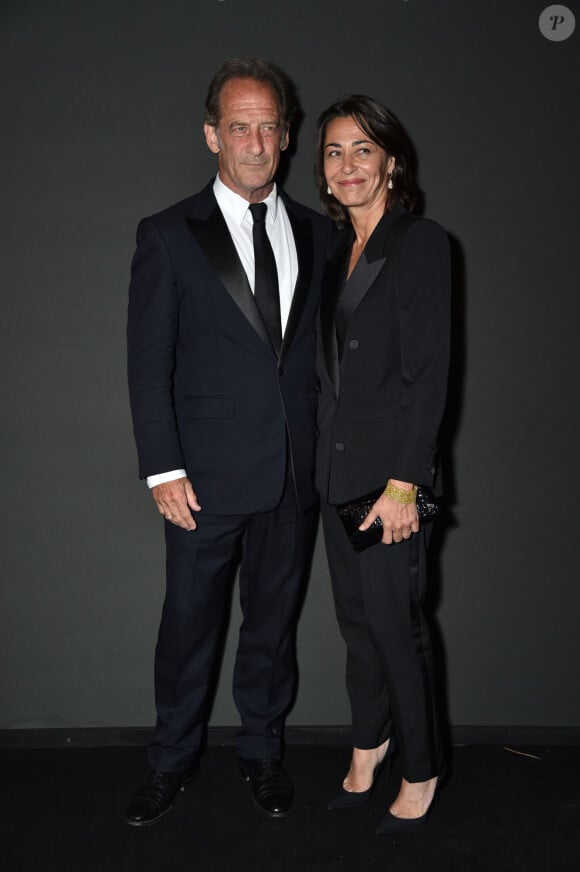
[314,95,450,835]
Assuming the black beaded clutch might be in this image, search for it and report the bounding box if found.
[337,486,439,552]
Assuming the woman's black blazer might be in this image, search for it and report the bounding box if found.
[316,203,451,505]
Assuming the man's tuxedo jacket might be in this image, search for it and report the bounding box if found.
[316,204,451,505]
[127,181,329,514]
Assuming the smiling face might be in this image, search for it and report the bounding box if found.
[323,115,395,220]
[204,77,288,203]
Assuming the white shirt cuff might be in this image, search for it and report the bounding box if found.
[146,469,187,489]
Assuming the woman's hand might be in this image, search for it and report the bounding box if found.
[358,480,420,545]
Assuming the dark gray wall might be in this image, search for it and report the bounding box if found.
[1,0,579,731]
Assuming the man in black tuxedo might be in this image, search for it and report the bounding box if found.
[125,57,327,826]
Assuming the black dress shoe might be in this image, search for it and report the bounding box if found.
[239,757,293,818]
[123,770,193,827]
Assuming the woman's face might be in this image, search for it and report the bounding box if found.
[323,115,395,216]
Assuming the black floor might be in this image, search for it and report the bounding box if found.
[2,745,579,872]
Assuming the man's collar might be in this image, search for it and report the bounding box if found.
[213,174,279,224]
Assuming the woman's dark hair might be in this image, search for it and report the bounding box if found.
[314,95,419,223]
[205,57,296,129]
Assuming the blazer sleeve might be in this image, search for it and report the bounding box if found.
[390,218,451,486]
[126,217,185,478]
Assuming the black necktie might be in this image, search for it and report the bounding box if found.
[249,202,282,352]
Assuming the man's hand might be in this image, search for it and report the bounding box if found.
[358,480,420,545]
[151,477,201,530]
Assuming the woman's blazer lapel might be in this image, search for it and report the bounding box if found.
[346,202,406,313]
[320,204,409,387]
[320,227,352,389]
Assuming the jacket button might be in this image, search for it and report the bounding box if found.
[335,442,345,452]
[430,466,436,474]
[348,339,359,349]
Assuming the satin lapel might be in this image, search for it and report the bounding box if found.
[340,204,405,318]
[320,235,351,389]
[187,208,272,350]
[279,207,313,362]
[341,255,386,320]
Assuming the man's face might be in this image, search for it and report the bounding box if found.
[204,78,288,203]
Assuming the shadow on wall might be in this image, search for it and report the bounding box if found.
[426,231,466,755]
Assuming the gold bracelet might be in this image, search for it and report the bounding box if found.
[384,481,417,505]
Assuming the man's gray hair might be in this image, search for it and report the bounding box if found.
[204,57,296,128]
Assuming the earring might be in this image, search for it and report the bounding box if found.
[327,185,332,195]
[387,172,393,190]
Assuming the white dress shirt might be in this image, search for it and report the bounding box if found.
[147,175,298,489]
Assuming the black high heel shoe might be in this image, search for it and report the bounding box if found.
[327,738,397,810]
[375,771,443,836]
